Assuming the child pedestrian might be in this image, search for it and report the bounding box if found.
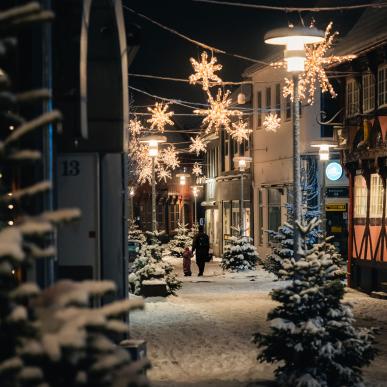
[182,247,192,276]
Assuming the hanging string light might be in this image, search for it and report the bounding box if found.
[189,51,223,91]
[161,145,180,170]
[194,88,242,133]
[189,136,207,156]
[263,113,281,132]
[229,119,252,143]
[147,102,174,132]
[192,162,203,177]
[157,166,172,183]
[274,22,356,104]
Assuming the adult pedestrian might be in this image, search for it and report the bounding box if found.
[192,225,210,276]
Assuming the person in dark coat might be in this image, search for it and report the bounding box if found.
[192,225,210,276]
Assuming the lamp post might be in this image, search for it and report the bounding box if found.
[264,26,324,259]
[191,185,203,226]
[129,186,135,220]
[139,135,166,231]
[311,141,336,235]
[177,172,190,224]
[233,156,252,236]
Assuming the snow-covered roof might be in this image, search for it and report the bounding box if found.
[333,8,387,56]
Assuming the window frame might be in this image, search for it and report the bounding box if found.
[369,173,384,218]
[257,90,262,128]
[378,64,387,108]
[354,175,367,219]
[346,78,359,117]
[362,72,375,113]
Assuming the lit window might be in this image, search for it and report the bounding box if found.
[378,64,387,107]
[363,73,375,113]
[370,173,384,218]
[346,79,359,117]
[354,175,367,218]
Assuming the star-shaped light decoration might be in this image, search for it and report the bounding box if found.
[229,119,252,144]
[194,89,242,134]
[157,167,172,183]
[189,136,207,156]
[147,102,174,132]
[192,162,203,177]
[274,23,355,104]
[189,51,223,91]
[161,145,180,170]
[129,117,144,136]
[263,113,281,132]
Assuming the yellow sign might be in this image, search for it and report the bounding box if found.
[326,204,347,212]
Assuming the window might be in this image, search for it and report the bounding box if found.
[257,91,262,128]
[224,133,229,156]
[378,65,387,107]
[232,200,240,236]
[244,202,251,237]
[285,95,291,120]
[275,83,281,115]
[258,189,264,245]
[169,204,179,231]
[265,87,271,118]
[370,173,384,218]
[268,188,281,238]
[354,175,367,218]
[223,201,231,236]
[346,79,359,117]
[363,73,375,112]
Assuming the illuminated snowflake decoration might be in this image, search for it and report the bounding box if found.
[189,51,223,91]
[128,117,144,136]
[147,102,174,132]
[192,162,203,177]
[160,145,180,170]
[189,136,207,156]
[274,23,355,104]
[157,166,172,183]
[194,89,242,133]
[263,113,281,132]
[229,119,252,143]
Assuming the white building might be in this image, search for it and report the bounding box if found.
[243,59,349,257]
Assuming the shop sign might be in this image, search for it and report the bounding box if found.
[326,203,347,212]
[325,161,343,181]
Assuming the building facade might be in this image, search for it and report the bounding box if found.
[243,59,349,258]
[332,8,387,292]
[203,89,252,257]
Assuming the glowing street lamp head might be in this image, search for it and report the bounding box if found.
[233,156,252,172]
[311,141,336,161]
[265,26,324,72]
[139,135,167,158]
[177,173,190,186]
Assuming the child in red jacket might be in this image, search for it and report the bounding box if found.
[182,247,192,276]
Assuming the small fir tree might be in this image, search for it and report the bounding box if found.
[168,223,192,258]
[255,218,376,387]
[129,230,181,296]
[263,159,321,278]
[221,228,259,272]
[128,219,146,246]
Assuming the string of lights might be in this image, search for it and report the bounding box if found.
[192,0,387,12]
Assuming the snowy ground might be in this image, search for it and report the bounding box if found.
[130,258,387,387]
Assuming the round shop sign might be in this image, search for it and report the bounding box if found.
[325,161,343,181]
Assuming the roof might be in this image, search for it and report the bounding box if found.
[242,51,282,77]
[333,7,387,56]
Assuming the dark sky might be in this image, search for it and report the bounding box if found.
[125,0,364,129]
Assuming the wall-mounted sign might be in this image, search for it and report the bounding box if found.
[325,161,343,181]
[326,187,348,198]
[326,203,347,212]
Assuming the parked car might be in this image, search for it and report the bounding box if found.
[128,240,141,262]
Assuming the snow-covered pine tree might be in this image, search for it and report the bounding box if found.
[168,223,192,258]
[128,219,146,246]
[255,218,376,387]
[144,229,165,261]
[263,159,321,278]
[0,4,148,386]
[221,227,259,272]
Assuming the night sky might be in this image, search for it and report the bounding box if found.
[124,0,363,129]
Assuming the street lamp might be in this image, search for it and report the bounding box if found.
[191,185,203,226]
[233,156,252,236]
[311,140,336,235]
[139,135,166,231]
[265,25,324,259]
[176,172,190,224]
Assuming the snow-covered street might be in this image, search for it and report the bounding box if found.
[130,259,387,387]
